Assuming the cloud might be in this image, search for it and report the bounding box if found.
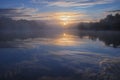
[103,9,120,16]
[108,9,120,12]
[0,8,93,23]
[36,12,90,24]
[32,0,114,7]
[0,8,38,20]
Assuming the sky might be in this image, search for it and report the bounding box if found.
[0,0,120,24]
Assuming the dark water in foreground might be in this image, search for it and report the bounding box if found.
[0,30,120,80]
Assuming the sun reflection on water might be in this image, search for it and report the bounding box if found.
[18,32,85,47]
[53,33,82,46]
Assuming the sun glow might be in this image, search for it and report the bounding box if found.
[59,15,71,26]
[63,22,68,25]
[60,16,70,21]
[55,12,86,26]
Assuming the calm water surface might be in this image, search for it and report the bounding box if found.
[0,30,120,80]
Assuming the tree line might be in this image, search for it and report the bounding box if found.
[77,13,120,31]
[0,17,46,32]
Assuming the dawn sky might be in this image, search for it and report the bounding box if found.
[0,0,120,24]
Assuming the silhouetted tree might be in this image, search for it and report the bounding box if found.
[77,13,120,31]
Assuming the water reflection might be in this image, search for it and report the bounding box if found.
[0,30,120,80]
[76,31,120,48]
[0,30,120,48]
[53,33,83,46]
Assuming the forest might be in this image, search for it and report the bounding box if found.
[77,13,120,31]
[0,17,46,32]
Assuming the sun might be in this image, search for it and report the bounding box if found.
[59,16,71,26]
[63,22,67,25]
[63,22,69,25]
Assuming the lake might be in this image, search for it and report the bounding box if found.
[0,30,120,80]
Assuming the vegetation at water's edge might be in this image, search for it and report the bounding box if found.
[77,13,120,31]
[0,17,46,31]
[0,13,120,31]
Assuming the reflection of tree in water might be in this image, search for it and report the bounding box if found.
[77,31,120,48]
